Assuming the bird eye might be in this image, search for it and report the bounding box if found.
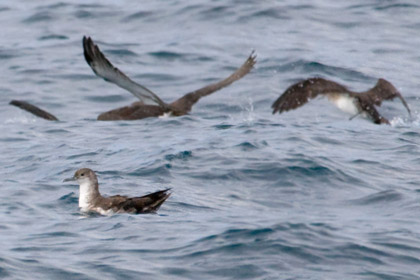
[81,173,85,176]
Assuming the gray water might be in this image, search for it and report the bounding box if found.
[1,1,420,279]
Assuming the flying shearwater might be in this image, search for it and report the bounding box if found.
[64,168,170,215]
[271,78,411,124]
[10,36,256,121]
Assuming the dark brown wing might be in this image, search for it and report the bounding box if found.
[104,195,128,208]
[271,78,349,114]
[357,97,390,125]
[83,36,169,109]
[10,100,59,121]
[169,51,256,114]
[117,189,171,213]
[97,102,166,121]
[362,78,411,117]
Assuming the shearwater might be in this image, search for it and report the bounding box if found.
[64,168,170,215]
[10,36,256,121]
[271,77,411,124]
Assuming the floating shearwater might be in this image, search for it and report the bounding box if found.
[64,168,170,215]
[271,78,411,124]
[10,36,256,121]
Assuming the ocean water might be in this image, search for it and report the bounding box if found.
[1,0,420,279]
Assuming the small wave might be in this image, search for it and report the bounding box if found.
[213,124,233,130]
[22,11,54,23]
[134,73,179,82]
[86,263,155,279]
[148,51,183,59]
[260,59,371,82]
[197,5,232,20]
[235,141,258,151]
[348,190,403,206]
[172,202,216,211]
[375,3,420,11]
[84,95,127,103]
[164,151,192,161]
[38,34,68,41]
[239,7,289,21]
[0,136,29,142]
[122,11,155,22]
[59,192,77,203]
[25,231,79,240]
[0,49,18,60]
[66,151,99,160]
[128,164,171,177]
[36,2,69,10]
[106,49,137,57]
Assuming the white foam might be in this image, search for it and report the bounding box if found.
[390,112,419,127]
[5,117,37,124]
[241,97,255,124]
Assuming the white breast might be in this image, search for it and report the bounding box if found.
[78,182,93,211]
[159,112,173,118]
[328,94,359,115]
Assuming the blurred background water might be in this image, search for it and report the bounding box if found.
[1,0,420,279]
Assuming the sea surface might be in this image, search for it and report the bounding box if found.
[1,1,420,279]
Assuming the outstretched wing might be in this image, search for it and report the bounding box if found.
[362,78,411,117]
[83,36,168,109]
[169,51,257,113]
[10,100,59,121]
[271,78,348,114]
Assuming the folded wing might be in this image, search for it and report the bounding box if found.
[115,188,171,213]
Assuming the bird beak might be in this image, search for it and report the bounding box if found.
[63,177,76,182]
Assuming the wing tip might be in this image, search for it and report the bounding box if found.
[397,93,412,118]
[376,78,412,118]
[82,35,97,66]
[271,105,284,115]
[10,99,20,106]
[271,101,279,114]
[247,50,257,68]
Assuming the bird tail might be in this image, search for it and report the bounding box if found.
[144,188,171,212]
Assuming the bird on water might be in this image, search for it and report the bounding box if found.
[64,168,171,215]
[271,77,411,124]
[10,36,256,121]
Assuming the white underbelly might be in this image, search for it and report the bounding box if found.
[159,112,173,118]
[328,95,359,115]
[93,207,113,215]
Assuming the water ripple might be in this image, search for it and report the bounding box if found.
[2,1,420,279]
